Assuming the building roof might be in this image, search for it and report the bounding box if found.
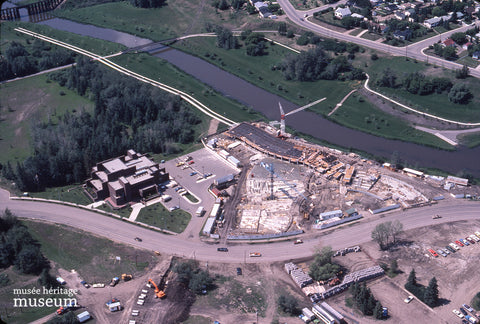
[103,159,127,174]
[335,7,352,16]
[442,38,456,47]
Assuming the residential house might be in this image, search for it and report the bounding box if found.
[462,42,473,50]
[394,10,406,20]
[442,38,456,47]
[335,7,352,19]
[393,29,412,40]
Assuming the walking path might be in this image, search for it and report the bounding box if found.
[415,126,480,146]
[327,89,357,116]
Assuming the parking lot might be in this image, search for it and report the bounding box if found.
[161,148,240,239]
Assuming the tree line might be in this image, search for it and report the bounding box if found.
[1,57,201,192]
[350,282,385,319]
[0,209,58,289]
[0,40,76,82]
[371,220,404,250]
[405,269,439,307]
[376,68,473,104]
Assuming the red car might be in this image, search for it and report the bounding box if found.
[427,249,438,257]
[455,240,464,247]
[188,160,195,165]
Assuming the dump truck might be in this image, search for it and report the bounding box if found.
[121,274,133,281]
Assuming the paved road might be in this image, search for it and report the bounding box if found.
[277,0,480,79]
[1,188,479,263]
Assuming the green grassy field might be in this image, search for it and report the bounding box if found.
[1,21,125,56]
[23,220,156,282]
[458,131,480,148]
[110,52,265,123]
[330,93,453,150]
[30,184,92,205]
[55,0,253,42]
[135,203,191,233]
[0,74,95,165]
[172,37,354,115]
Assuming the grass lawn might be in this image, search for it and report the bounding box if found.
[1,21,125,56]
[349,28,365,36]
[361,32,383,41]
[135,203,191,233]
[329,93,453,150]
[456,55,480,68]
[458,132,480,148]
[110,52,264,123]
[55,0,253,42]
[184,193,199,203]
[23,220,156,282]
[172,37,354,115]
[0,74,95,165]
[31,184,92,205]
[195,277,268,317]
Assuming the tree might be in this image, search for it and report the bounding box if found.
[448,83,472,104]
[371,223,389,249]
[455,65,469,79]
[14,245,47,275]
[390,259,398,275]
[374,301,384,319]
[405,268,417,291]
[389,220,403,244]
[46,311,80,324]
[450,32,467,45]
[189,269,213,294]
[38,268,58,289]
[423,277,439,307]
[309,246,341,281]
[277,295,299,315]
[278,22,287,36]
[442,46,457,60]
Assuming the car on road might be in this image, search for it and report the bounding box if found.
[463,304,474,313]
[460,308,468,315]
[217,247,228,252]
[455,240,464,247]
[453,309,465,318]
[432,214,441,219]
[134,237,142,242]
[236,267,242,275]
[249,252,262,257]
[189,172,197,176]
[427,249,438,257]
[404,295,414,303]
[294,239,303,244]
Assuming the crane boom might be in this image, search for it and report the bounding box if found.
[284,97,326,117]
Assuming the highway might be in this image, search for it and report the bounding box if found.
[1,188,479,263]
[277,0,480,79]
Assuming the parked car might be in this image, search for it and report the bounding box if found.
[460,238,470,246]
[453,309,465,319]
[427,249,438,257]
[463,304,474,313]
[169,206,179,212]
[188,160,195,165]
[134,237,142,242]
[460,308,468,315]
[236,267,242,275]
[294,239,303,245]
[466,237,475,244]
[189,172,197,176]
[450,243,460,250]
[438,249,447,257]
[455,240,464,247]
[217,247,228,252]
[475,231,480,238]
[404,295,414,303]
[80,280,90,288]
[445,245,455,253]
[442,248,450,255]
[469,235,480,242]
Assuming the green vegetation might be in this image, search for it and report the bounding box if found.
[458,132,480,148]
[55,0,251,42]
[330,94,454,150]
[350,282,385,319]
[196,277,268,316]
[23,219,155,282]
[405,269,439,307]
[371,220,403,250]
[184,193,199,203]
[182,315,213,324]
[471,291,480,310]
[31,185,92,205]
[277,294,300,315]
[136,203,191,233]
[309,246,341,281]
[172,260,214,294]
[1,21,125,56]
[0,74,94,165]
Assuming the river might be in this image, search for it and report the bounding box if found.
[3,8,480,177]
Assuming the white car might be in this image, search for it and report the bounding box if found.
[469,235,480,242]
[453,309,464,318]
[449,243,460,250]
[404,295,414,303]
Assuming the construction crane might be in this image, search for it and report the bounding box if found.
[260,162,308,202]
[273,97,327,137]
[148,279,166,299]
